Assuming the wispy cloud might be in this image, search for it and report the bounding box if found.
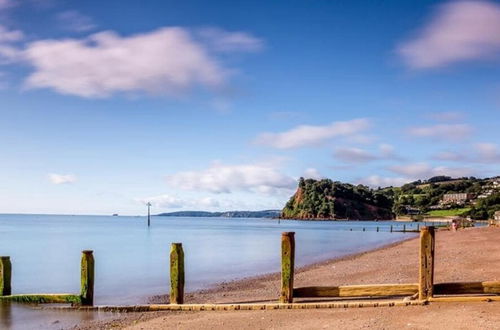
[398,1,500,69]
[427,111,464,122]
[254,118,370,149]
[166,162,296,194]
[303,168,323,180]
[333,144,401,164]
[136,194,220,209]
[388,162,473,178]
[433,142,500,164]
[357,175,410,188]
[48,173,77,184]
[408,124,472,141]
[197,27,264,52]
[57,10,96,32]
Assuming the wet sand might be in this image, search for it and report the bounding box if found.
[75,226,500,329]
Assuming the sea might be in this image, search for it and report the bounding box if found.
[0,214,419,329]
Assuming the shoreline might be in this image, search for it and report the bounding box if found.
[148,234,418,304]
[76,226,500,329]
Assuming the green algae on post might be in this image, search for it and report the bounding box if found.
[280,232,295,303]
[80,250,94,306]
[0,294,81,304]
[170,243,184,304]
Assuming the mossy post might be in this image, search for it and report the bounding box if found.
[0,256,12,296]
[280,232,295,303]
[170,243,184,304]
[419,226,435,301]
[80,250,94,306]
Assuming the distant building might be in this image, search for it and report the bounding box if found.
[442,193,474,204]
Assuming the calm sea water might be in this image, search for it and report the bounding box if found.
[0,214,417,329]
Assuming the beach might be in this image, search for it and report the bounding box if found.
[75,226,500,329]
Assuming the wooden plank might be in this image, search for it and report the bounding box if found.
[419,226,435,300]
[0,256,11,296]
[0,293,81,304]
[294,284,419,298]
[170,243,185,304]
[434,281,500,295]
[80,250,94,306]
[51,299,426,312]
[280,232,295,303]
[429,296,500,303]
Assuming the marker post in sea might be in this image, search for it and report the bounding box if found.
[147,202,152,227]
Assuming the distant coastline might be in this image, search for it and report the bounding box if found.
[156,210,281,218]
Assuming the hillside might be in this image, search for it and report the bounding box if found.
[281,178,393,220]
[157,210,281,218]
[281,176,500,220]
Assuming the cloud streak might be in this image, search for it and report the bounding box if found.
[398,1,500,69]
[254,118,370,149]
[166,162,296,194]
[48,173,77,184]
[408,124,472,141]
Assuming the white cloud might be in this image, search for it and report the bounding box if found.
[334,147,378,163]
[0,25,23,42]
[388,162,473,178]
[0,0,15,10]
[48,173,77,184]
[303,168,323,180]
[408,124,472,141]
[357,175,410,188]
[432,151,463,161]
[166,162,296,194]
[2,26,260,98]
[254,118,370,149]
[398,1,500,69]
[197,27,264,52]
[475,143,500,163]
[57,10,96,32]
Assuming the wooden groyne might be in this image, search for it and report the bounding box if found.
[1,226,499,311]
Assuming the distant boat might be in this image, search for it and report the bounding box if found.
[112,214,119,216]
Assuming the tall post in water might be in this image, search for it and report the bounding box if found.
[0,256,11,296]
[147,202,152,227]
[170,243,185,304]
[418,226,435,301]
[280,232,295,303]
[80,250,94,306]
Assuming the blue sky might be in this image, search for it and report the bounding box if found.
[0,0,499,215]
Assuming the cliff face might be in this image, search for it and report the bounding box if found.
[281,178,394,220]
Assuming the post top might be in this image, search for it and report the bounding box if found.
[171,242,182,246]
[282,231,295,236]
[0,256,10,260]
[82,250,94,254]
[420,226,435,231]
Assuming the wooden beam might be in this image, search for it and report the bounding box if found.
[50,299,426,312]
[170,243,185,304]
[280,232,295,303]
[429,296,500,303]
[419,226,435,300]
[80,250,94,306]
[0,293,81,304]
[294,284,418,298]
[0,256,11,296]
[434,281,500,295]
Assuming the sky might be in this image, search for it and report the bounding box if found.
[0,0,499,215]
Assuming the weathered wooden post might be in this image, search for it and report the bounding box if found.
[80,250,94,306]
[0,256,12,296]
[376,226,379,232]
[170,243,184,304]
[390,225,393,233]
[419,226,435,301]
[403,224,406,232]
[280,232,295,303]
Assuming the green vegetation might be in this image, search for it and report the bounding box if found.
[426,208,471,217]
[282,176,499,220]
[0,294,81,304]
[282,178,393,220]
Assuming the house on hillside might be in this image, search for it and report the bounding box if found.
[495,211,500,221]
[441,193,474,205]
